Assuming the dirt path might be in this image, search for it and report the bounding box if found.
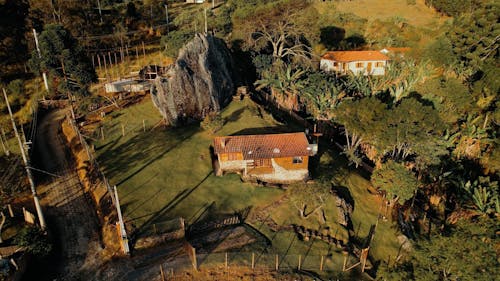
[29,109,102,281]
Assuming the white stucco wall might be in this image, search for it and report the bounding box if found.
[320,59,387,76]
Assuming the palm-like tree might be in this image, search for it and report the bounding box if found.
[255,64,306,110]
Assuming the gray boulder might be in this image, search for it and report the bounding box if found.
[151,34,235,125]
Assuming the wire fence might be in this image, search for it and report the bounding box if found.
[153,250,372,281]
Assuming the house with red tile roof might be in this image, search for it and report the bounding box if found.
[213,132,312,184]
[320,51,390,76]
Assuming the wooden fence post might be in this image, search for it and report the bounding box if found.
[160,264,165,281]
[7,204,14,217]
[121,124,125,137]
[143,120,146,132]
[251,252,255,269]
[101,127,105,140]
[225,252,228,269]
[298,255,301,270]
[275,255,279,271]
[320,255,324,272]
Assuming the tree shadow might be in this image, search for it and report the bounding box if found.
[320,26,346,50]
[230,126,294,136]
[132,171,212,239]
[95,124,199,185]
[225,107,245,123]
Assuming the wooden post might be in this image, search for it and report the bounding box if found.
[225,252,228,269]
[7,204,14,217]
[143,120,146,132]
[251,252,255,269]
[361,247,369,272]
[101,127,105,140]
[142,41,146,59]
[320,255,324,272]
[114,52,118,66]
[160,265,165,281]
[97,54,102,69]
[153,224,157,234]
[102,54,109,81]
[108,52,113,68]
[0,127,9,156]
[298,255,301,270]
[342,252,348,271]
[121,124,125,137]
[275,255,279,271]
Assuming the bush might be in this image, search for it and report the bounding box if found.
[200,112,223,134]
[14,226,52,257]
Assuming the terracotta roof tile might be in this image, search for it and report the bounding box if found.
[214,132,310,160]
[321,51,389,62]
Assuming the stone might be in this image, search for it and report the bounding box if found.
[151,34,236,126]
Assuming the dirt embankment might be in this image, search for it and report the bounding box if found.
[60,117,121,255]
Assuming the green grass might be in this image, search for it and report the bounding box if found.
[95,97,287,235]
[94,97,399,278]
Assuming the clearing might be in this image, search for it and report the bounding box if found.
[92,96,401,279]
[317,0,447,28]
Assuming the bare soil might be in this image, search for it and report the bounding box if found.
[26,109,102,281]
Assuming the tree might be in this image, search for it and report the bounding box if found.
[234,0,312,63]
[0,0,29,81]
[446,1,499,83]
[371,160,418,204]
[255,63,306,110]
[28,24,97,97]
[300,71,343,121]
[334,97,387,167]
[288,183,330,223]
[378,217,499,281]
[14,226,52,257]
[200,112,223,135]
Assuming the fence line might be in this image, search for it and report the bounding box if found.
[67,116,116,207]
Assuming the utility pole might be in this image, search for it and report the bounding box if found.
[113,185,130,254]
[3,89,46,230]
[97,0,103,23]
[204,8,208,34]
[33,29,50,96]
[165,3,169,33]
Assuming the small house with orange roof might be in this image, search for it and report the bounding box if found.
[213,132,312,184]
[320,51,390,76]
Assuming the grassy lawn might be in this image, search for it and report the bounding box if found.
[94,97,287,235]
[319,0,447,28]
[94,96,399,278]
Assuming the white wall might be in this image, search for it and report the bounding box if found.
[320,59,387,76]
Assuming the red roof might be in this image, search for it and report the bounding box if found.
[321,51,389,62]
[214,133,310,160]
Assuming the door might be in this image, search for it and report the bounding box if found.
[367,62,372,73]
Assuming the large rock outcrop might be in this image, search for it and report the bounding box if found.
[151,34,235,125]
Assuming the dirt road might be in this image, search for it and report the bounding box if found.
[28,109,102,281]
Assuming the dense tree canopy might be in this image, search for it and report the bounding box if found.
[28,24,97,97]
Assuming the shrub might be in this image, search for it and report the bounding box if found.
[200,112,223,134]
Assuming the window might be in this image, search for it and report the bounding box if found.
[355,62,364,68]
[293,156,303,164]
[376,62,384,67]
[333,62,338,67]
[255,159,272,167]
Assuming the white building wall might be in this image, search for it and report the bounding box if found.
[320,59,387,76]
